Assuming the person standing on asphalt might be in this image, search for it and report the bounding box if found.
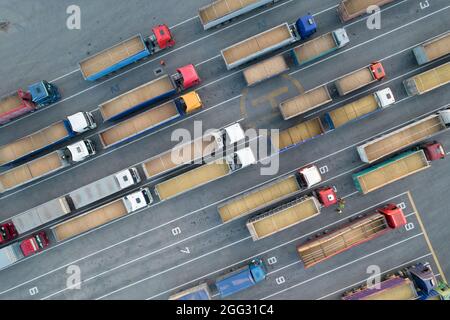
[336,198,346,214]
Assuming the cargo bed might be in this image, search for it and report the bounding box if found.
[338,0,394,21]
[335,67,374,96]
[142,137,217,179]
[80,35,149,81]
[364,279,417,300]
[52,199,127,242]
[279,85,331,120]
[353,150,429,194]
[0,151,64,192]
[219,175,300,223]
[404,62,450,96]
[325,94,379,129]
[0,121,68,166]
[99,101,180,148]
[247,196,320,240]
[155,161,230,200]
[357,114,445,163]
[221,23,294,69]
[414,32,450,65]
[292,32,335,65]
[99,75,175,121]
[0,95,23,115]
[273,117,324,150]
[297,213,388,268]
[243,55,288,86]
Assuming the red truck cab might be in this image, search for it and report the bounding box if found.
[151,24,175,49]
[370,62,386,81]
[315,187,338,207]
[422,141,445,161]
[0,222,18,244]
[378,203,407,229]
[20,231,49,257]
[173,64,201,90]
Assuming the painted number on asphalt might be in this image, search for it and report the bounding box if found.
[171,227,182,236]
[397,202,407,210]
[319,165,329,174]
[180,247,190,254]
[267,257,278,265]
[29,287,39,296]
[405,222,415,231]
[419,0,430,10]
[275,276,285,285]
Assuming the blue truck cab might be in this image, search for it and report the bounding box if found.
[28,81,61,107]
[406,262,450,300]
[215,259,267,298]
[295,14,317,39]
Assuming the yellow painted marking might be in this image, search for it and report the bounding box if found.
[282,73,305,95]
[407,190,447,283]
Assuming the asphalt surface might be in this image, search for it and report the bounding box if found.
[0,0,449,300]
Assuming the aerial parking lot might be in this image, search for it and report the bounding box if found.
[0,0,449,302]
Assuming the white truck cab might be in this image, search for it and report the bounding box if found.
[115,168,141,189]
[67,112,97,133]
[298,165,322,188]
[123,188,153,212]
[374,88,396,108]
[226,147,257,171]
[212,123,246,149]
[63,139,96,163]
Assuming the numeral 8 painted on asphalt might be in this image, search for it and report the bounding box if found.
[420,1,430,10]
[405,222,415,231]
[29,287,39,296]
[397,202,406,210]
[275,276,285,285]
[267,257,277,265]
[171,227,181,236]
[319,165,329,174]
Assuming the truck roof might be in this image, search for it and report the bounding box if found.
[378,204,406,229]
[233,147,256,167]
[298,165,322,187]
[224,123,245,144]
[176,64,200,89]
[215,265,255,297]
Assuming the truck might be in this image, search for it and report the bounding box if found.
[221,15,317,70]
[218,165,322,223]
[215,259,266,298]
[169,283,212,300]
[0,222,18,244]
[279,85,332,120]
[334,62,385,96]
[0,112,96,167]
[246,195,322,241]
[79,25,175,81]
[357,110,450,163]
[99,64,200,121]
[291,28,349,67]
[324,88,395,130]
[0,81,60,125]
[198,0,280,30]
[99,92,202,148]
[337,0,395,22]
[353,143,444,195]
[141,123,246,180]
[297,204,406,268]
[243,54,289,86]
[154,148,256,201]
[413,31,450,65]
[272,117,326,151]
[51,188,153,242]
[0,232,49,270]
[403,61,450,96]
[0,140,96,193]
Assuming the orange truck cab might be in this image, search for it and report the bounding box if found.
[370,61,386,80]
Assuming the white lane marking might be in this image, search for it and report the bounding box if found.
[169,15,199,29]
[260,232,424,299]
[316,252,433,300]
[50,68,81,82]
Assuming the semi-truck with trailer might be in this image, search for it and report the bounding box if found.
[0,140,96,193]
[141,123,245,180]
[334,62,385,96]
[218,165,322,223]
[297,204,406,268]
[279,85,332,120]
[99,64,200,121]
[169,283,212,300]
[357,110,450,163]
[99,92,202,148]
[324,88,395,129]
[221,15,317,70]
[79,25,175,81]
[0,232,49,270]
[403,61,450,96]
[215,259,266,298]
[198,0,279,30]
[246,196,322,241]
[0,112,96,167]
[243,54,289,86]
[413,31,450,65]
[291,28,349,67]
[51,188,153,242]
[353,143,444,194]
[338,0,395,22]
[0,81,60,125]
[154,147,256,201]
